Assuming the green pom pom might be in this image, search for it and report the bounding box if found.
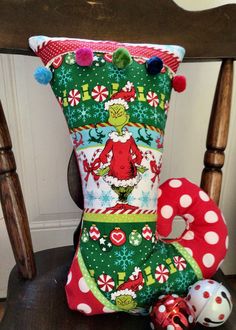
[112,47,132,69]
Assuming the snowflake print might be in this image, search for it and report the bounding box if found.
[139,191,150,208]
[127,194,137,205]
[139,286,158,306]
[154,241,169,256]
[150,111,162,126]
[64,107,77,127]
[108,65,127,82]
[77,104,91,123]
[92,103,109,122]
[157,74,171,94]
[99,191,116,207]
[104,291,111,300]
[174,270,196,289]
[114,246,134,271]
[57,66,73,87]
[162,281,175,294]
[85,190,97,207]
[131,103,149,121]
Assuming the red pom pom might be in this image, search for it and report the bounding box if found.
[172,75,186,93]
[75,48,93,66]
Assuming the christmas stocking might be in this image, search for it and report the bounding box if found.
[29,36,228,316]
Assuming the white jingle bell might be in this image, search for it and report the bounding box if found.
[186,279,233,327]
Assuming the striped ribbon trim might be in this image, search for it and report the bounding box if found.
[69,122,164,134]
[83,211,156,223]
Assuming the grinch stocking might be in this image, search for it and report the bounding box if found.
[29,36,228,316]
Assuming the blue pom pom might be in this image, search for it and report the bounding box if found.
[34,66,52,84]
[146,56,163,75]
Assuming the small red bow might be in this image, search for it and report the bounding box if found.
[83,159,101,182]
[150,160,161,183]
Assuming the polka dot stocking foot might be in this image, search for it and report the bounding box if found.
[157,178,228,278]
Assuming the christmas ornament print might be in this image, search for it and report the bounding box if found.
[81,228,89,243]
[110,227,126,246]
[99,235,113,252]
[104,53,113,62]
[65,52,76,65]
[142,224,153,240]
[89,224,101,241]
[129,230,142,246]
[155,264,170,283]
[91,85,109,102]
[93,54,106,67]
[173,256,187,271]
[68,89,81,106]
[146,91,159,108]
[52,55,63,69]
[97,274,115,292]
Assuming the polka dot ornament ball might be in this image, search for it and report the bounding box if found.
[186,279,233,327]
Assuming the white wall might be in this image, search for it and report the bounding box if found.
[0,1,236,298]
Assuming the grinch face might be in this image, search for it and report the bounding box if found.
[115,295,137,310]
[108,104,130,130]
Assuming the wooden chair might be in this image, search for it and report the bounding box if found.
[0,1,236,328]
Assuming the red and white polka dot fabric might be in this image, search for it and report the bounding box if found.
[157,178,228,278]
[65,252,110,315]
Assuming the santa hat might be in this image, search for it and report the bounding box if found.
[104,81,136,110]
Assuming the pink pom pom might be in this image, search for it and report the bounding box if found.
[172,75,186,92]
[75,48,93,66]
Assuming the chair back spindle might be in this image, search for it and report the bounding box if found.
[201,59,234,204]
[0,101,35,279]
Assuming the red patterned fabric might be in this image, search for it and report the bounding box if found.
[65,251,110,315]
[157,178,228,278]
[34,39,181,72]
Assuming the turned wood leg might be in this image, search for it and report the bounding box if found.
[0,101,36,279]
[201,59,234,205]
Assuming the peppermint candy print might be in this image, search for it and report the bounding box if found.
[68,89,81,106]
[146,91,159,108]
[91,85,109,102]
[155,264,170,283]
[97,274,115,292]
[173,256,187,271]
[57,96,63,107]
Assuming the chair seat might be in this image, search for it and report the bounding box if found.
[1,246,150,330]
[1,246,235,330]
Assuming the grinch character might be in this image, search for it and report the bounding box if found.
[97,81,147,211]
[111,267,144,310]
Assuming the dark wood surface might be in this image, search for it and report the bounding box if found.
[0,246,235,330]
[200,59,234,204]
[0,101,36,279]
[1,0,236,61]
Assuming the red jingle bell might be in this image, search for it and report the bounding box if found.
[150,294,195,330]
